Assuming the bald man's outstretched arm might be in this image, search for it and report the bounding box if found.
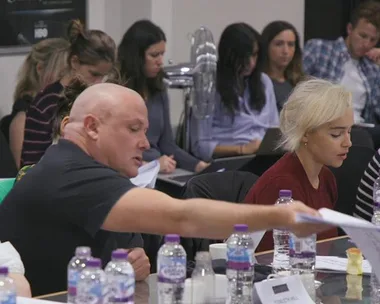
[102,188,326,239]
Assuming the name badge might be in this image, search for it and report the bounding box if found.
[253,275,315,304]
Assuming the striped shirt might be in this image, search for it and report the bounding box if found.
[21,81,64,166]
[354,149,380,221]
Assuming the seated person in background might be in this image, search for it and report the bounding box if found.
[244,78,354,252]
[354,149,380,222]
[118,20,208,174]
[0,241,31,297]
[21,19,116,167]
[303,1,380,147]
[0,83,326,295]
[261,21,304,111]
[4,38,68,168]
[191,22,279,161]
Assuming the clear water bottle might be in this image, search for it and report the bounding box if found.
[76,258,106,304]
[67,246,92,304]
[105,249,135,304]
[289,233,317,301]
[371,204,380,302]
[0,267,16,304]
[191,251,215,303]
[226,224,254,304]
[272,189,293,273]
[157,234,187,304]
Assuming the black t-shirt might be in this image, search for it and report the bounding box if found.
[0,139,140,296]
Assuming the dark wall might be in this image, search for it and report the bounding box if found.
[304,0,361,43]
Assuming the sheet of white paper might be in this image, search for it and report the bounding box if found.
[130,160,160,189]
[17,297,61,304]
[251,230,266,252]
[316,256,371,274]
[254,275,315,304]
[296,208,380,280]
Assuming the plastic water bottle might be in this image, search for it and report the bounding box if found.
[371,192,380,302]
[226,224,254,304]
[191,251,215,303]
[272,189,293,273]
[76,258,106,304]
[0,267,16,304]
[68,246,92,304]
[157,234,187,304]
[289,233,317,301]
[105,249,135,304]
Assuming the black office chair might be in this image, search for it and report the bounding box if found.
[180,170,259,261]
[330,145,374,234]
[0,131,18,178]
[351,126,374,150]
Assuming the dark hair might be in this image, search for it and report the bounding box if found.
[217,23,265,116]
[66,19,116,67]
[51,76,125,141]
[118,19,166,98]
[52,78,89,140]
[350,0,380,30]
[261,21,304,86]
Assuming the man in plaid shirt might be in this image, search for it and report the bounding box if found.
[303,1,380,129]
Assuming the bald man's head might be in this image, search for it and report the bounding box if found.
[64,83,150,177]
[69,83,145,123]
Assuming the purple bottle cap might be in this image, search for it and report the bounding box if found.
[234,224,248,232]
[112,249,128,259]
[0,267,8,275]
[75,246,91,257]
[165,234,180,243]
[87,258,101,268]
[374,202,380,208]
[279,190,292,198]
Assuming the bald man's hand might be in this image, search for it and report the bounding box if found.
[159,155,176,173]
[127,248,150,281]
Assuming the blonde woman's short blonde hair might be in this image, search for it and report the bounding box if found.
[280,78,352,152]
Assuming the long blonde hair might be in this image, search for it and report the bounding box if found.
[13,38,69,102]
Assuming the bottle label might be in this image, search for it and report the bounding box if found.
[289,237,316,258]
[77,282,103,304]
[227,247,251,270]
[0,293,16,304]
[108,277,135,303]
[68,269,79,296]
[157,256,186,283]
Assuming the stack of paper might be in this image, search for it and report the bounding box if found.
[297,208,380,279]
[316,256,371,274]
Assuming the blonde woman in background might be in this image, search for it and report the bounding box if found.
[244,78,354,252]
[4,38,69,168]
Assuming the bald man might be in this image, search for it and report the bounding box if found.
[0,83,326,296]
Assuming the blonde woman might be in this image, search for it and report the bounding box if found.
[244,78,354,251]
[7,38,69,168]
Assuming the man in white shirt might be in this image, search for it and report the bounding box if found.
[0,241,31,297]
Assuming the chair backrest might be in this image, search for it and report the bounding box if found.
[330,145,375,217]
[180,170,258,262]
[0,114,12,143]
[350,127,374,150]
[0,131,18,178]
[182,170,259,202]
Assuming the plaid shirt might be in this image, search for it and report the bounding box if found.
[303,37,380,123]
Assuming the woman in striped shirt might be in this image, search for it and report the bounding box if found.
[21,20,116,166]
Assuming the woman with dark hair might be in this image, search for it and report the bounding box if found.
[118,20,208,174]
[191,23,279,161]
[261,21,304,110]
[21,20,116,166]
